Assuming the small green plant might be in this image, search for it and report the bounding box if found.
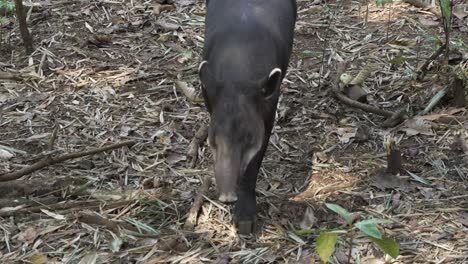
[0,0,15,13]
[375,0,393,7]
[298,203,400,263]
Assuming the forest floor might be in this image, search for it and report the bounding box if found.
[0,0,467,263]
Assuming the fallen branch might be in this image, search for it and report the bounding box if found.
[331,62,405,127]
[187,124,209,168]
[0,200,130,217]
[417,44,446,81]
[183,174,212,230]
[0,140,137,182]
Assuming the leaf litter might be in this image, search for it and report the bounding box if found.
[0,0,467,263]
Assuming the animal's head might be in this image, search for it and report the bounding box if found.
[199,61,282,202]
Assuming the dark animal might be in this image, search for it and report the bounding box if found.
[199,0,297,235]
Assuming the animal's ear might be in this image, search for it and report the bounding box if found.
[198,60,209,86]
[198,60,215,112]
[261,68,282,98]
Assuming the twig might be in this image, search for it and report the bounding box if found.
[417,44,446,81]
[183,174,212,230]
[187,124,209,168]
[0,140,137,182]
[48,123,59,150]
[331,62,404,127]
[0,200,130,217]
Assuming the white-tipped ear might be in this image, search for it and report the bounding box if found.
[269,68,282,78]
[262,67,283,98]
[198,61,208,73]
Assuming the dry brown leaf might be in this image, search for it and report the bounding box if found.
[28,252,48,264]
[299,207,317,230]
[337,127,357,143]
[400,117,434,136]
[78,251,98,264]
[16,225,38,244]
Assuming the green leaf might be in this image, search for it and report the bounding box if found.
[325,203,352,225]
[389,54,406,65]
[355,222,382,239]
[316,233,338,264]
[370,236,400,258]
[440,0,452,25]
[6,2,14,12]
[355,218,393,226]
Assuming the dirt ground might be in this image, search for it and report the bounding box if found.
[0,0,467,263]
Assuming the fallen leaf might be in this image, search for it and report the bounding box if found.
[418,15,439,27]
[40,209,66,220]
[85,22,94,33]
[400,117,434,136]
[371,169,412,192]
[120,126,133,137]
[165,153,187,164]
[295,249,315,264]
[213,254,230,264]
[78,251,98,264]
[453,5,468,20]
[0,148,15,160]
[336,127,357,143]
[299,207,317,230]
[28,252,48,264]
[16,225,38,244]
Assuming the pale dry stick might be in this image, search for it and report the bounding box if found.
[183,174,212,230]
[0,140,137,182]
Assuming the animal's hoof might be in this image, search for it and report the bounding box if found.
[237,220,255,235]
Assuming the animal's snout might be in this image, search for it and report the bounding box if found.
[218,192,238,203]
